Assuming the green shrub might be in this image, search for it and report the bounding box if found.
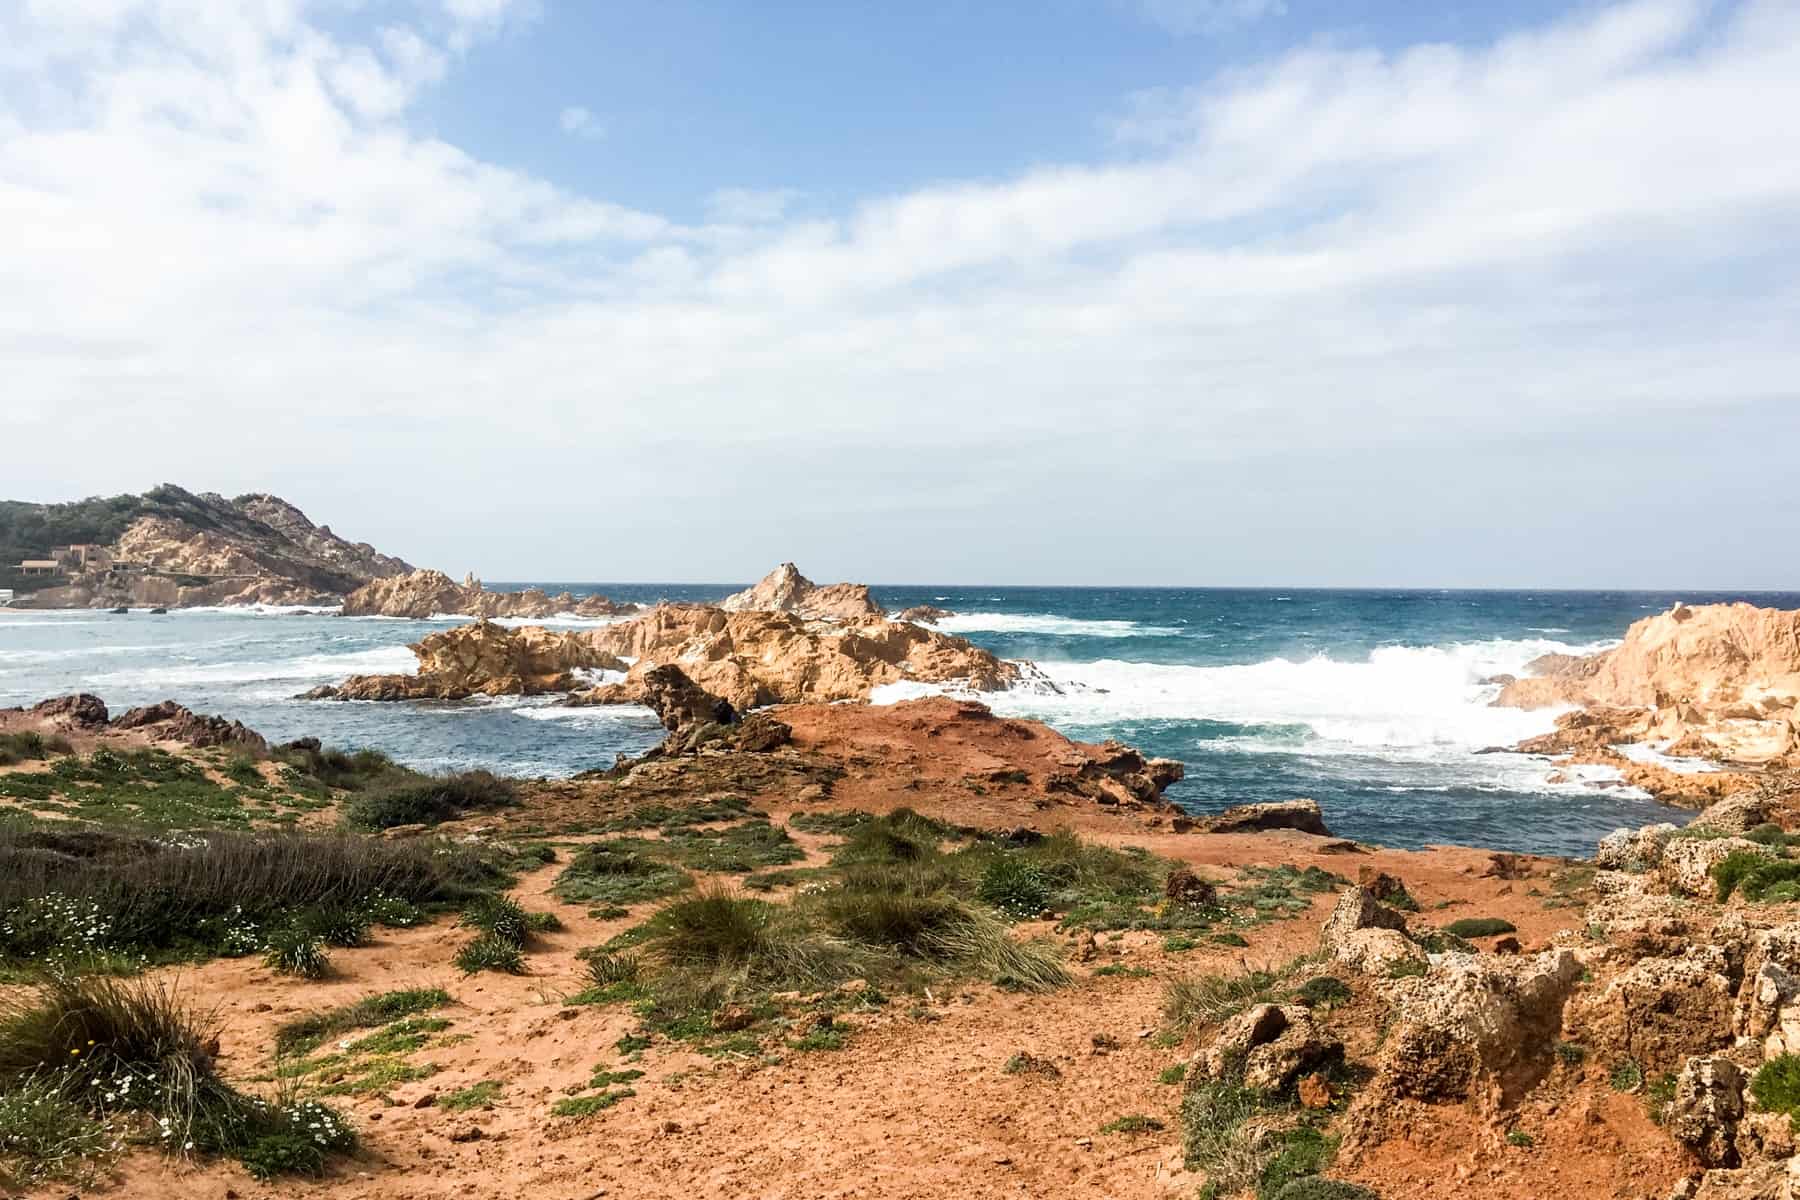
[1386,958,1427,980]
[1609,1059,1644,1092]
[1506,1128,1534,1147]
[261,928,329,978]
[1555,1041,1587,1067]
[1158,1063,1187,1085]
[1441,917,1516,939]
[454,934,525,975]
[0,731,72,766]
[0,827,500,968]
[342,770,517,831]
[1714,853,1800,903]
[977,856,1054,919]
[1180,1080,1262,1191]
[1099,1114,1165,1134]
[1292,976,1351,1008]
[1258,1126,1338,1198]
[1750,1054,1800,1121]
[299,904,371,948]
[0,976,354,1178]
[461,894,528,945]
[831,810,947,865]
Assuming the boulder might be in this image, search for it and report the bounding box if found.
[893,605,953,624]
[1660,838,1774,899]
[636,665,736,732]
[1201,799,1332,836]
[1585,955,1736,1073]
[1598,823,1679,872]
[1690,795,1773,837]
[1321,887,1422,974]
[1356,868,1414,908]
[1192,1003,1342,1093]
[1371,950,1583,1104]
[1667,1055,1746,1169]
[26,693,110,729]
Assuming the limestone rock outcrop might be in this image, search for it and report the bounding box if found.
[1497,604,1800,801]
[1321,886,1423,974]
[1371,950,1583,1104]
[341,569,638,620]
[1199,799,1332,836]
[1583,954,1736,1073]
[718,563,886,622]
[577,606,1018,710]
[1668,1055,1746,1169]
[314,621,626,701]
[1193,1003,1342,1093]
[25,693,111,730]
[893,605,954,624]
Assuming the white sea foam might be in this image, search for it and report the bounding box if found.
[924,612,1181,638]
[1615,741,1725,774]
[187,604,344,616]
[83,645,415,688]
[879,635,1628,795]
[513,703,659,727]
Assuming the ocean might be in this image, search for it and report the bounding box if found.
[5,585,1793,857]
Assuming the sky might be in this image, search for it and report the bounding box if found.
[3,0,1797,588]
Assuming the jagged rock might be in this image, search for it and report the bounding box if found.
[26,693,110,729]
[894,605,953,624]
[1321,887,1422,974]
[579,606,1019,710]
[1598,823,1679,872]
[636,665,737,732]
[325,621,626,701]
[111,701,268,755]
[1660,838,1774,898]
[1585,955,1736,1073]
[1690,794,1772,837]
[1201,799,1331,836]
[1369,950,1583,1104]
[1668,1055,1745,1169]
[1497,603,1800,805]
[1192,1003,1342,1093]
[1736,924,1800,1054]
[1045,741,1185,809]
[718,563,886,622]
[342,569,637,620]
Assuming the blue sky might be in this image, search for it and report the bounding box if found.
[3,0,1797,587]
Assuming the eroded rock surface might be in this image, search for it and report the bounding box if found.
[341,569,638,620]
[718,563,886,622]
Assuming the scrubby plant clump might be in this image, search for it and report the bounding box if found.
[454,933,525,975]
[342,769,517,831]
[261,927,330,979]
[0,976,354,1181]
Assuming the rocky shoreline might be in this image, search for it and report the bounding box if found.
[1494,602,1800,808]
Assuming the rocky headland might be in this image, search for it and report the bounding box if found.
[718,561,887,622]
[1496,602,1800,807]
[1,484,413,609]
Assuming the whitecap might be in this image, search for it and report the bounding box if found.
[83,645,415,687]
[925,612,1182,638]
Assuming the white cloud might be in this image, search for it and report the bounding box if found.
[558,104,602,139]
[1,0,1797,584]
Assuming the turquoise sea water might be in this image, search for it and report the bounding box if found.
[4,585,1794,857]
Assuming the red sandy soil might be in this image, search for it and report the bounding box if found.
[7,698,1690,1198]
